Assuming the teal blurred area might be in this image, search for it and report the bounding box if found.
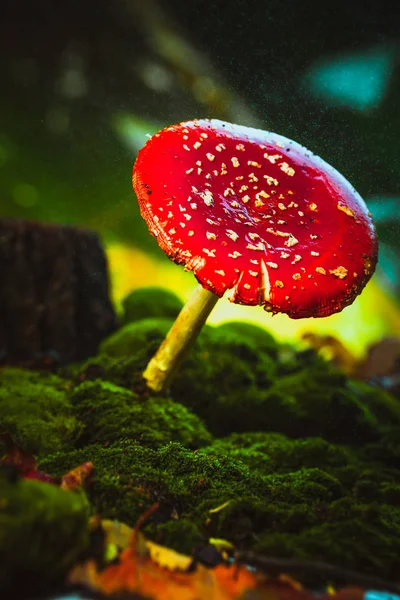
[302,45,397,111]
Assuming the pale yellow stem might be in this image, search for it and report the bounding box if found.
[143,284,219,393]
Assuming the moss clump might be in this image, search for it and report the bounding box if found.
[170,341,400,443]
[170,331,278,435]
[39,441,269,537]
[0,468,89,596]
[121,286,184,324]
[100,317,174,357]
[0,368,81,456]
[253,503,400,579]
[84,321,400,446]
[214,321,278,356]
[71,379,212,449]
[38,439,400,577]
[201,432,358,476]
[71,353,148,393]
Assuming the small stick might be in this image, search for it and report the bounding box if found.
[235,551,400,594]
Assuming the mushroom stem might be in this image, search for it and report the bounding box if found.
[143,284,219,393]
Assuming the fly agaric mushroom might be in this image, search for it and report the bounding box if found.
[132,119,378,392]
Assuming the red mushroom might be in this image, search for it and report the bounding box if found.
[132,119,378,392]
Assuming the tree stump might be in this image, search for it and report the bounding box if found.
[0,219,117,367]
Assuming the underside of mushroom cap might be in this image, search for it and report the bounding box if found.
[132,119,378,319]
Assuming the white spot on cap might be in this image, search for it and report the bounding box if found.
[279,162,295,176]
[226,229,239,242]
[337,202,355,217]
[264,153,282,164]
[223,188,235,198]
[330,266,348,279]
[201,190,214,206]
[246,242,265,251]
[285,235,299,247]
[264,175,279,186]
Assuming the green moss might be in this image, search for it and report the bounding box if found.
[100,317,174,357]
[79,324,400,449]
[202,432,358,476]
[0,469,89,596]
[39,441,270,531]
[170,345,385,442]
[71,379,212,449]
[213,321,278,356]
[170,333,278,435]
[121,286,184,324]
[253,508,400,579]
[37,431,400,578]
[3,318,400,584]
[251,359,399,443]
[146,519,204,554]
[0,368,81,456]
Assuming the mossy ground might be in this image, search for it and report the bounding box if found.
[1,286,400,592]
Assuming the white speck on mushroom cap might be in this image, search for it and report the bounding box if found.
[133,118,378,318]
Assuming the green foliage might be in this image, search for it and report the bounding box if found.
[0,368,81,456]
[0,469,89,596]
[121,286,184,324]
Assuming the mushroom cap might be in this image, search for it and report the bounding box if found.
[132,119,378,319]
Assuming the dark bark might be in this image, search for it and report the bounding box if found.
[0,219,117,367]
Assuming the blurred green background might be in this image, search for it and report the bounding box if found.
[1,0,399,355]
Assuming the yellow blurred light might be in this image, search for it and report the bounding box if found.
[106,241,400,357]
